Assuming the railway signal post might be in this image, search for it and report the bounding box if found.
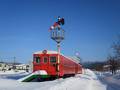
[50,21,65,78]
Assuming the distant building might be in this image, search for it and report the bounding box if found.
[103,65,111,71]
[0,62,10,71]
[15,64,29,70]
[0,62,30,71]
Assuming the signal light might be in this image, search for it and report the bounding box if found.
[42,50,47,54]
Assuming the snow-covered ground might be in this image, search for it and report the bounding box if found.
[0,70,28,75]
[97,71,120,90]
[0,69,107,90]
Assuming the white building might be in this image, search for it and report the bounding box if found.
[0,62,10,71]
[15,64,29,70]
[0,62,30,72]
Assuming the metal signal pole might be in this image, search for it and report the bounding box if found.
[51,28,65,78]
[57,43,60,73]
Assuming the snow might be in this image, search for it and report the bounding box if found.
[0,69,107,90]
[18,70,47,82]
[49,77,106,90]
[96,70,120,90]
[0,70,27,75]
[34,50,58,54]
[33,70,47,75]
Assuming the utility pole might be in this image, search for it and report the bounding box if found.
[13,56,16,70]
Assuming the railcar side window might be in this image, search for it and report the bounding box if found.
[35,57,41,63]
[50,57,56,63]
[44,57,48,63]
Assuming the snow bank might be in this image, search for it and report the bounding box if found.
[50,77,91,90]
[84,69,98,79]
[0,69,106,90]
[18,70,47,82]
[50,69,106,90]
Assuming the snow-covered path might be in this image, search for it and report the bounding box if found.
[0,69,106,90]
[99,73,120,90]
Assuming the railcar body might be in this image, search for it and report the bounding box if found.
[33,50,82,78]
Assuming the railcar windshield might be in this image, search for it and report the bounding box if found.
[35,57,41,63]
[50,56,56,63]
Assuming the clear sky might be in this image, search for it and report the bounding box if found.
[0,0,120,63]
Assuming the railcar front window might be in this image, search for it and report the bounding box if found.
[35,57,41,63]
[50,57,56,63]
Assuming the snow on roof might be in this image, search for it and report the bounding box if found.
[34,50,58,54]
[63,56,80,64]
[68,56,80,64]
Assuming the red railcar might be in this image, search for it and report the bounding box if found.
[33,50,82,78]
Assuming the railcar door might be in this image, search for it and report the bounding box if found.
[49,56,57,75]
[42,55,49,71]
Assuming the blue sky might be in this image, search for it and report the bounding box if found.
[0,0,120,63]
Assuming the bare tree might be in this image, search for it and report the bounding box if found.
[112,35,120,68]
[107,56,118,74]
[106,36,120,74]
